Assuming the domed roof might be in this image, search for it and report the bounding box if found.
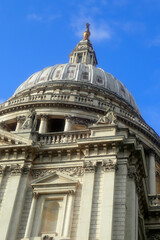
[14,63,140,114]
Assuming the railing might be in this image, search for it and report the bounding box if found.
[39,130,91,145]
[148,194,160,207]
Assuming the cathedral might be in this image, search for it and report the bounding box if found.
[0,24,160,240]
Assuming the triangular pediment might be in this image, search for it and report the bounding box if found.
[31,172,79,194]
[0,129,32,147]
[32,172,78,185]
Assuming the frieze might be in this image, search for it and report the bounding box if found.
[31,167,85,179]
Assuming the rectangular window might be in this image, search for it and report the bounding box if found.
[40,199,62,235]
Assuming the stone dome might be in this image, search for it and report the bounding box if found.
[14,63,140,114]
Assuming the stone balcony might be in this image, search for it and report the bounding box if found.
[38,130,91,145]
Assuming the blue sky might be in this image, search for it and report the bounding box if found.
[0,0,160,135]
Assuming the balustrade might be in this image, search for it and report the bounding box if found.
[39,130,90,145]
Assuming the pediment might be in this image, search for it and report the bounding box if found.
[32,172,78,185]
[31,172,79,194]
[0,129,32,147]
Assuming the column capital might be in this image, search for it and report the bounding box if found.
[0,165,6,176]
[11,164,24,176]
[102,159,117,172]
[84,161,96,173]
[40,114,48,119]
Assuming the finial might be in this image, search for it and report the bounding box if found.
[83,22,90,41]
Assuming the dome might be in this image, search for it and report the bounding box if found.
[14,63,140,114]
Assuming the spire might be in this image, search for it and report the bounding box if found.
[69,23,98,66]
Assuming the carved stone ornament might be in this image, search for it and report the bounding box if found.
[31,167,85,179]
[103,159,117,172]
[96,107,117,125]
[0,121,7,130]
[84,161,96,173]
[20,108,37,131]
[17,115,26,123]
[11,164,23,176]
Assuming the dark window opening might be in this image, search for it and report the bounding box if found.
[48,119,65,132]
[36,119,40,131]
[7,122,17,131]
[77,54,82,63]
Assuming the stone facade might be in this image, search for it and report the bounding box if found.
[0,26,160,240]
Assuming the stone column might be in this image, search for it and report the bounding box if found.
[77,162,96,240]
[0,165,22,240]
[39,114,48,133]
[100,160,116,240]
[126,166,138,240]
[149,152,156,194]
[62,191,75,237]
[64,116,72,132]
[24,192,38,238]
[16,116,25,131]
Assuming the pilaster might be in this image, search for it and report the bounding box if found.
[126,165,138,240]
[77,161,96,240]
[0,165,23,240]
[100,159,117,240]
[149,151,156,194]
